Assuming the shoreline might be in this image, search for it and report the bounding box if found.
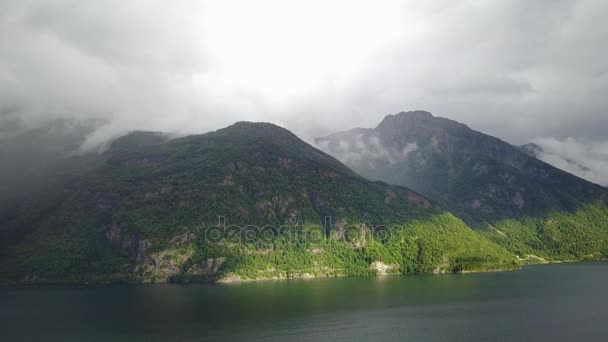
[6,258,606,287]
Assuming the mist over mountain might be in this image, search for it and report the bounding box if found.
[2,1,608,156]
[0,0,607,285]
[1,121,522,284]
[520,141,608,187]
[2,118,608,285]
[317,111,608,259]
[3,2,608,341]
[520,142,592,173]
[317,111,607,221]
[0,118,104,201]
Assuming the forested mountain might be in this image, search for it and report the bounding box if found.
[0,122,517,284]
[316,111,608,260]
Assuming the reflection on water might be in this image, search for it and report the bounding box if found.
[1,262,608,341]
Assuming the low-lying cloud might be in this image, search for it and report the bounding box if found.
[317,134,417,168]
[532,137,608,186]
[1,0,607,157]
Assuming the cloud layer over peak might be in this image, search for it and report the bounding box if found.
[0,0,607,152]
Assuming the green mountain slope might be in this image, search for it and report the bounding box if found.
[0,122,517,284]
[316,111,608,261]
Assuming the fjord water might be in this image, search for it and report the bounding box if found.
[2,262,608,341]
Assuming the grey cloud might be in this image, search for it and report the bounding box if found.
[317,134,418,168]
[429,75,536,96]
[532,137,608,186]
[25,1,210,69]
[0,0,607,155]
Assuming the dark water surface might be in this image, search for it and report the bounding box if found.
[2,262,608,341]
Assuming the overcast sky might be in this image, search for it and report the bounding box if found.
[1,1,607,168]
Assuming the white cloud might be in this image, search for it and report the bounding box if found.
[320,134,417,166]
[532,137,608,186]
[0,0,607,148]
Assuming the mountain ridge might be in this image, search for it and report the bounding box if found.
[0,121,519,284]
[316,111,608,260]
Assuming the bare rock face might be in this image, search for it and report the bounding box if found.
[135,240,154,267]
[384,190,397,204]
[403,190,433,209]
[512,192,525,209]
[217,274,242,283]
[433,257,451,274]
[104,224,197,278]
[104,222,155,269]
[169,233,196,245]
[187,257,226,276]
[105,222,124,249]
[348,224,369,249]
[105,222,138,254]
[138,248,194,278]
[370,261,400,276]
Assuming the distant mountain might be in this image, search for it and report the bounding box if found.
[519,143,605,187]
[0,122,518,284]
[316,111,608,260]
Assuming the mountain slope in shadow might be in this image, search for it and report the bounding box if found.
[0,122,518,284]
[316,111,608,260]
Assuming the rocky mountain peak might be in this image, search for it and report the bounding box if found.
[317,111,608,226]
[376,110,433,129]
